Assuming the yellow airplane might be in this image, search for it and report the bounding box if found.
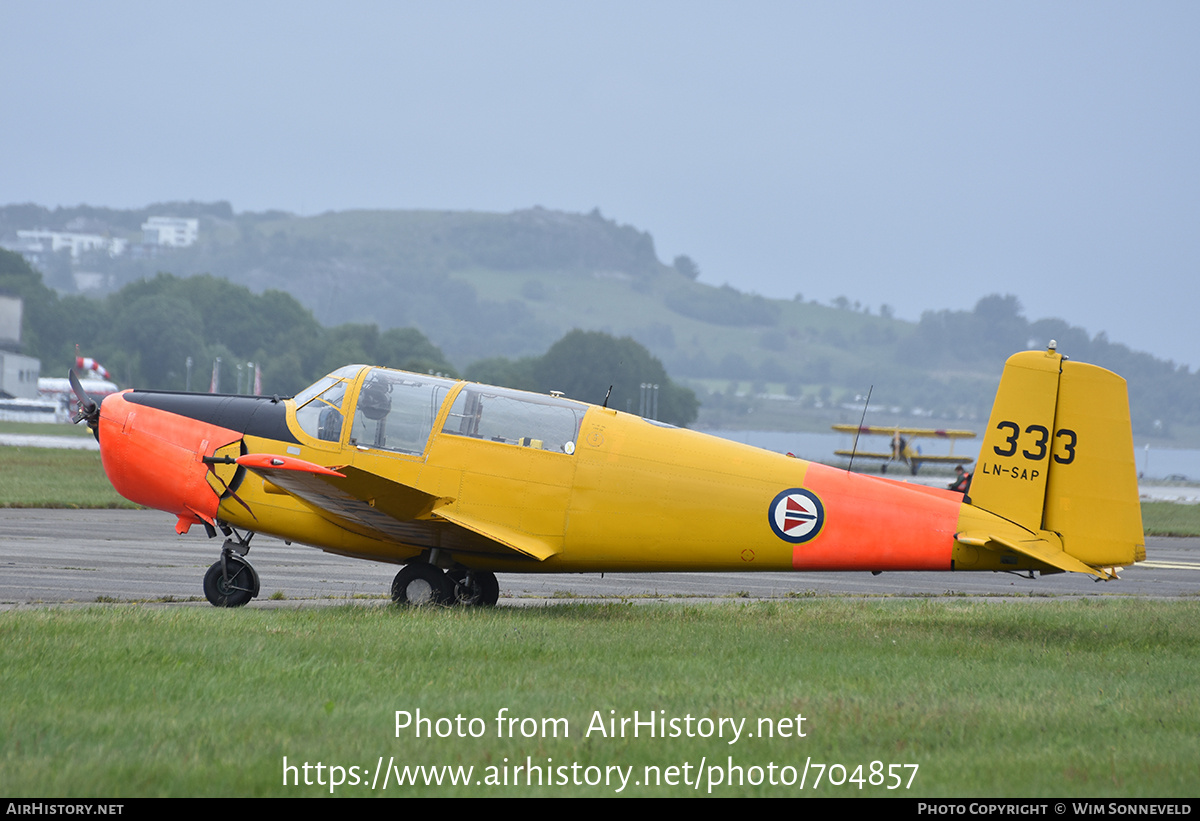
[70,343,1144,607]
[831,425,976,474]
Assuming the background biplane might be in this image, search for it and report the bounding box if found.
[70,344,1144,607]
[831,425,976,474]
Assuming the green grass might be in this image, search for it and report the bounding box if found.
[2,601,1197,797]
[0,447,135,508]
[1142,501,1200,537]
[0,420,91,436]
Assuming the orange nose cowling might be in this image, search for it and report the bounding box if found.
[98,391,241,529]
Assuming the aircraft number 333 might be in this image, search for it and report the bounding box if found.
[991,422,1077,465]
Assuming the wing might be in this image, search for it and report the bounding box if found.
[235,454,559,562]
[832,449,902,461]
[833,450,972,464]
[831,424,976,439]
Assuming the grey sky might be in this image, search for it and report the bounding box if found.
[3,1,1198,367]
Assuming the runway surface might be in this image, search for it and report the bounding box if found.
[2,509,1198,608]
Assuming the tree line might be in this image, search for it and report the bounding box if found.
[2,249,698,425]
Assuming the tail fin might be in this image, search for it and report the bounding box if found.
[970,346,1144,572]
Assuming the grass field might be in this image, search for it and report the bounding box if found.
[0,421,91,437]
[1,600,1196,797]
[1141,501,1200,537]
[0,447,133,508]
[3,434,1197,797]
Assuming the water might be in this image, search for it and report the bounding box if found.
[699,428,1200,482]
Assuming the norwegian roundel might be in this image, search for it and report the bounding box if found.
[767,488,825,544]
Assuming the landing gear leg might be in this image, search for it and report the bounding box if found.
[203,525,260,608]
[449,570,500,607]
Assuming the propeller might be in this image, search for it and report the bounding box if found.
[68,368,101,438]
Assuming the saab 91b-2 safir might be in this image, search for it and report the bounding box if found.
[70,342,1144,607]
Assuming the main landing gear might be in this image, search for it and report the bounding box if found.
[197,522,497,609]
[203,525,260,608]
[391,565,500,607]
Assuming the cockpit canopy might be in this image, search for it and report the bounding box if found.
[292,366,586,456]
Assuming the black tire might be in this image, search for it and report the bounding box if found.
[391,564,454,606]
[449,570,500,607]
[203,556,256,607]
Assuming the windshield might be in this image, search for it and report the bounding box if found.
[293,366,364,442]
[293,366,364,407]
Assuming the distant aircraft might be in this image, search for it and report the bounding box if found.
[69,344,1144,607]
[38,357,119,421]
[38,376,119,415]
[831,425,976,475]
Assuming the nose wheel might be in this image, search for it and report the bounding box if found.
[203,554,260,607]
[203,527,260,607]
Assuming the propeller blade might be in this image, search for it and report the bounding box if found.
[68,368,100,430]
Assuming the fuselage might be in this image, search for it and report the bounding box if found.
[93,365,1065,576]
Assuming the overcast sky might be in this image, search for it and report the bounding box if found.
[3,1,1198,367]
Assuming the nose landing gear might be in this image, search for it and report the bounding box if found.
[203,526,260,607]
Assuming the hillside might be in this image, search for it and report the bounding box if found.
[4,202,1198,440]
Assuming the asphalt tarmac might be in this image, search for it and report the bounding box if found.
[3,508,1198,608]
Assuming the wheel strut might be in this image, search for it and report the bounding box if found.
[203,524,260,607]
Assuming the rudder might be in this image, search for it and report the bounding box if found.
[1043,359,1145,567]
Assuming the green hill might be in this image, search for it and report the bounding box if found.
[5,203,1198,440]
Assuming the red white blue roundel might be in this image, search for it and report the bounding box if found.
[768,488,825,544]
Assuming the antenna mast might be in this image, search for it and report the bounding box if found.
[847,386,873,473]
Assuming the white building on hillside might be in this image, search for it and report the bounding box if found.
[13,230,128,259]
[142,217,199,247]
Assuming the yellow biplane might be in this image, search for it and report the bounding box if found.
[832,425,976,474]
[70,344,1144,607]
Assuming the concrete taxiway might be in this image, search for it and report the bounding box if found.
[1,508,1197,608]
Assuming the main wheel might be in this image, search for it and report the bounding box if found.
[203,556,257,607]
[391,564,454,606]
[449,570,500,607]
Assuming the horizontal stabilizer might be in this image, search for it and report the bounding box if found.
[956,529,1113,579]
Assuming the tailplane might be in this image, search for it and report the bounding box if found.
[966,345,1144,576]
